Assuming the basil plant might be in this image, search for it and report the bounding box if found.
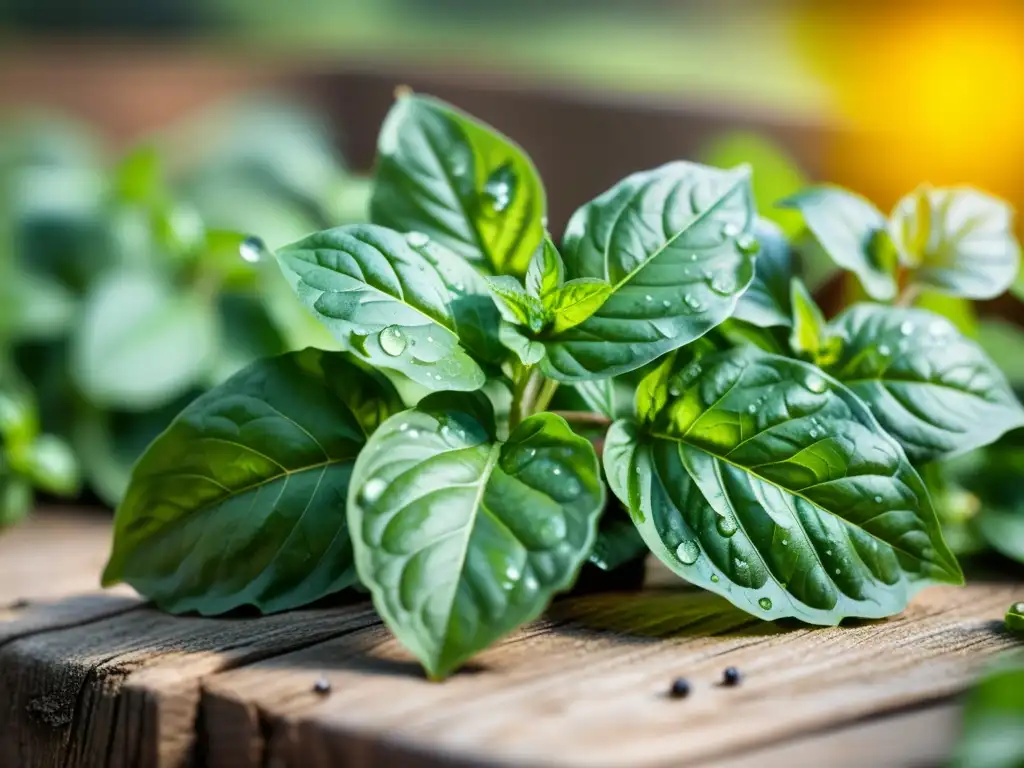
[104,94,1024,679]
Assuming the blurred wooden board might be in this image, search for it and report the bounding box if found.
[0,510,1020,768]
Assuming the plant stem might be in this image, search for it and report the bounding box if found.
[894,283,921,308]
[533,378,560,414]
[548,411,613,429]
[509,367,543,431]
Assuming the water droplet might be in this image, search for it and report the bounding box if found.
[803,373,827,394]
[239,235,267,263]
[874,495,882,504]
[722,222,741,238]
[878,344,891,357]
[668,383,682,397]
[688,252,699,262]
[825,549,832,556]
[378,325,407,356]
[553,467,562,476]
[398,422,409,431]
[684,293,703,311]
[710,274,736,294]
[929,320,949,337]
[758,597,773,610]
[809,428,819,439]
[747,404,756,414]
[405,231,430,248]
[434,374,443,381]
[483,164,515,213]
[716,515,738,538]
[361,477,387,504]
[524,448,536,460]
[781,539,789,546]
[645,294,653,302]
[675,540,700,564]
[710,574,720,582]
[662,299,671,308]
[407,429,419,439]
[834,568,842,575]
[899,320,914,336]
[454,282,465,293]
[737,560,748,569]
[427,335,435,343]
[736,234,760,255]
[505,564,521,582]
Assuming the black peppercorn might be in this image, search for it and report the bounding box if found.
[722,666,741,686]
[668,677,691,698]
[313,676,331,694]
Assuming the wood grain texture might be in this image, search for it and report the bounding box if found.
[1,510,1021,768]
[200,583,1020,768]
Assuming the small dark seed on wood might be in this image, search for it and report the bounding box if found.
[669,678,691,698]
[313,677,331,694]
[722,667,741,686]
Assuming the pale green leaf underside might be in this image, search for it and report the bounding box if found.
[348,402,604,678]
[104,349,402,615]
[370,94,546,275]
[541,161,757,381]
[828,304,1024,463]
[893,186,1021,299]
[780,186,897,301]
[604,347,961,625]
[277,224,487,392]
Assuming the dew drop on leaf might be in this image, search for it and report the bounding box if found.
[405,231,430,248]
[645,294,653,302]
[535,512,568,547]
[746,403,756,414]
[688,253,698,262]
[553,467,562,476]
[710,573,720,582]
[873,495,882,503]
[684,293,703,311]
[899,320,914,336]
[407,429,419,439]
[803,373,827,394]
[736,234,760,255]
[361,477,388,504]
[378,325,407,356]
[239,235,267,263]
[809,428,819,439]
[722,222,741,238]
[483,164,515,213]
[676,540,700,564]
[716,515,738,538]
[878,344,891,357]
[709,274,736,295]
[758,597,772,610]
[662,299,671,308]
[781,539,789,546]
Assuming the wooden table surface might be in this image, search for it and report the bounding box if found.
[1,509,1020,768]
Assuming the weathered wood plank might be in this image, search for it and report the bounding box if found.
[199,583,1018,768]
[0,601,380,768]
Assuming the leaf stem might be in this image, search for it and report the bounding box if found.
[509,367,543,430]
[548,411,613,429]
[533,377,560,414]
[895,283,921,308]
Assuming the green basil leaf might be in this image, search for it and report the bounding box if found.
[546,279,612,333]
[370,94,546,275]
[525,236,564,298]
[498,321,545,365]
[717,319,787,355]
[1007,603,1024,634]
[603,346,962,624]
[72,268,217,410]
[486,276,547,331]
[732,218,794,328]
[6,433,80,496]
[589,511,647,572]
[951,658,1024,768]
[780,186,897,301]
[827,305,1024,462]
[574,379,616,420]
[103,349,402,614]
[788,277,841,365]
[348,396,604,678]
[9,269,77,342]
[542,162,757,381]
[892,186,1021,299]
[276,224,488,392]
[0,388,38,446]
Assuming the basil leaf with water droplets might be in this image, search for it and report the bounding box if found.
[827,305,1024,462]
[603,346,962,625]
[103,349,403,614]
[891,186,1021,299]
[780,187,898,301]
[277,224,488,392]
[540,162,758,381]
[348,394,604,678]
[732,218,793,328]
[525,236,564,299]
[370,94,546,276]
